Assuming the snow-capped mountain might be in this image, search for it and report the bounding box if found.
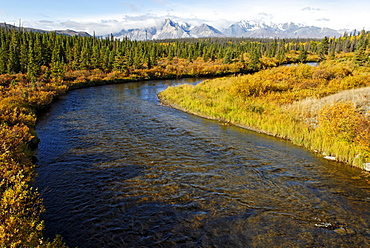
[115,19,225,40]
[113,18,343,40]
[114,19,190,40]
[222,21,341,38]
[153,19,192,40]
[190,24,225,38]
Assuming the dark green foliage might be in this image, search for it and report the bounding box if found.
[319,37,329,59]
[298,45,308,62]
[0,29,368,79]
[248,44,262,70]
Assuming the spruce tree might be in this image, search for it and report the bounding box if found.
[7,32,21,73]
[0,47,7,74]
[298,45,308,62]
[319,37,329,59]
[27,39,38,81]
[248,45,262,71]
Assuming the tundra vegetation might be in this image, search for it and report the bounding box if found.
[159,36,370,169]
[0,26,368,247]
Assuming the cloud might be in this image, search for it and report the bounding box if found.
[59,20,123,35]
[38,20,55,24]
[47,13,234,35]
[258,13,272,18]
[256,12,273,21]
[122,2,140,12]
[42,14,171,35]
[302,7,322,11]
[316,18,330,22]
[0,9,7,16]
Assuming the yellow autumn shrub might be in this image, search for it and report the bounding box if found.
[317,101,360,143]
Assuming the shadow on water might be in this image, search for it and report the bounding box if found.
[35,78,370,247]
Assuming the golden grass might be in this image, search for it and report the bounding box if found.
[286,87,370,118]
[159,58,370,170]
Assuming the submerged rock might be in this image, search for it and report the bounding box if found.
[334,227,356,235]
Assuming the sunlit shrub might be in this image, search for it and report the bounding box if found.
[231,78,290,98]
[294,64,313,79]
[317,101,360,143]
[0,97,36,126]
[0,74,13,87]
[312,69,333,80]
[260,56,278,68]
[340,74,370,89]
[355,114,370,157]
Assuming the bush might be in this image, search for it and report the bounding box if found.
[317,101,360,143]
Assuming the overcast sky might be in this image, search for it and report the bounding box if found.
[1,0,368,35]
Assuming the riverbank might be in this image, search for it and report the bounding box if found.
[0,61,276,247]
[34,77,370,247]
[159,58,370,171]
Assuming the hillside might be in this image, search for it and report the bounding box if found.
[0,22,91,37]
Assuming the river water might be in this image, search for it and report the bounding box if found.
[35,78,370,247]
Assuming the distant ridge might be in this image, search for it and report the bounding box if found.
[113,18,343,40]
[0,23,91,37]
[0,19,344,40]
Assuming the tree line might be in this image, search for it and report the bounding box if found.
[0,29,368,81]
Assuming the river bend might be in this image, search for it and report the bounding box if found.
[35,78,370,247]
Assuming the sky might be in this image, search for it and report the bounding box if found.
[1,0,369,35]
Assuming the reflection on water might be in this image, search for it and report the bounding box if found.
[35,78,370,247]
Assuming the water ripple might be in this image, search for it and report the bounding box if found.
[35,78,370,247]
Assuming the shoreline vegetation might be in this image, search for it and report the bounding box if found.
[159,59,370,170]
[0,28,369,247]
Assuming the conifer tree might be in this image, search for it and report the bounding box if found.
[0,47,7,74]
[19,38,29,73]
[353,41,368,65]
[27,39,39,81]
[113,51,127,73]
[7,32,21,73]
[223,49,233,64]
[248,45,262,71]
[319,37,329,59]
[298,45,308,62]
[79,44,91,70]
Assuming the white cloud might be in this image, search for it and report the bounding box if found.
[122,2,140,12]
[38,20,55,24]
[316,18,330,22]
[0,9,8,16]
[3,0,369,35]
[302,7,322,12]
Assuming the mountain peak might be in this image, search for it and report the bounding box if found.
[163,18,176,27]
[190,24,224,38]
[152,19,191,40]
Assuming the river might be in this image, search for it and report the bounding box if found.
[35,78,370,247]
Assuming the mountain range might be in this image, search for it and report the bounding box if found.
[0,23,91,37]
[1,19,344,40]
[113,18,343,40]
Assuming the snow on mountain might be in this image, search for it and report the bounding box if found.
[190,24,225,38]
[152,19,191,40]
[113,19,343,40]
[222,20,342,38]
